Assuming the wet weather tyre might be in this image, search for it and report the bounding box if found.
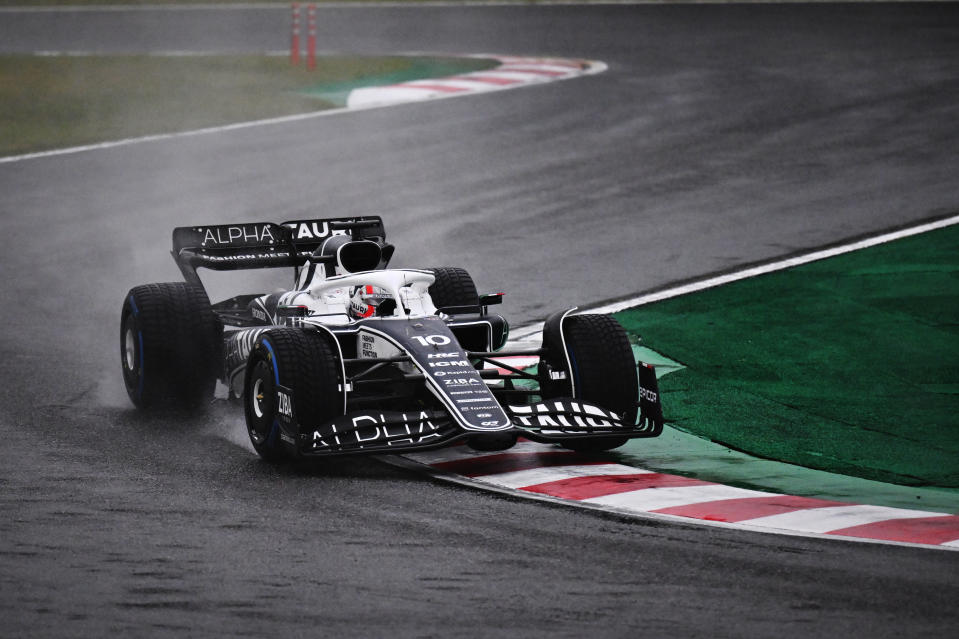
[554,314,638,452]
[120,282,222,410]
[428,267,479,309]
[244,329,342,462]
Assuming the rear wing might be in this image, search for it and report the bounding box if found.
[171,216,386,287]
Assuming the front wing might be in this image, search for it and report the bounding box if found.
[294,363,664,457]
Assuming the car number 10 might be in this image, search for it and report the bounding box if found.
[411,334,452,347]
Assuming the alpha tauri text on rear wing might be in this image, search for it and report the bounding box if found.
[171,216,386,287]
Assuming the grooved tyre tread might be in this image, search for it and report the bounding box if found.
[557,314,638,452]
[244,329,342,461]
[428,267,479,308]
[120,282,222,410]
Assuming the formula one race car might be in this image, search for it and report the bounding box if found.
[120,216,663,460]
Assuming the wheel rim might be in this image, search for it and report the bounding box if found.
[251,377,266,420]
[247,362,274,445]
[123,326,136,372]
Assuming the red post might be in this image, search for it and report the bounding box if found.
[290,3,301,66]
[307,4,317,70]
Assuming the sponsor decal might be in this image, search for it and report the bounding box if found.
[276,387,294,422]
[363,318,510,430]
[200,224,277,247]
[282,221,332,241]
[636,363,664,433]
[441,378,484,386]
[428,360,471,368]
[312,411,448,450]
[202,251,291,262]
[509,399,623,432]
[639,386,658,403]
[359,333,378,358]
[357,332,405,365]
[432,369,476,377]
[251,307,269,322]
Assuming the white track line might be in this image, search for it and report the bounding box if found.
[0,55,604,165]
[0,106,356,165]
[586,214,959,315]
[509,213,959,343]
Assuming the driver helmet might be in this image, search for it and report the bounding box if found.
[349,285,394,319]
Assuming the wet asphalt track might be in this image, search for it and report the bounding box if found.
[1,3,958,637]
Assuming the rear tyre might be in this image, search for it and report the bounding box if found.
[547,314,637,452]
[243,329,342,462]
[120,282,222,410]
[428,267,479,309]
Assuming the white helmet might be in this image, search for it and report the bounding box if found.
[349,285,394,319]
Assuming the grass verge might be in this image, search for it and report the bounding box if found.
[0,54,496,156]
[616,222,959,488]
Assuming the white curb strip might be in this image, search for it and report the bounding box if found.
[398,441,959,551]
[347,56,607,107]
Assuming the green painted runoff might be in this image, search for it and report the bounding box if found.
[616,221,959,489]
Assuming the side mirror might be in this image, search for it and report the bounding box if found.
[380,243,396,268]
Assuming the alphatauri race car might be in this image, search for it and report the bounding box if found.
[120,216,663,460]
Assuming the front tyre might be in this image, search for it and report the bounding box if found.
[428,267,479,309]
[120,282,222,410]
[547,314,638,452]
[243,329,342,462]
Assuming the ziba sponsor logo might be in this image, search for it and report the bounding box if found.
[277,390,293,419]
[442,378,482,386]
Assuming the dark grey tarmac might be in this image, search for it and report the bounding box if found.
[1,3,958,637]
